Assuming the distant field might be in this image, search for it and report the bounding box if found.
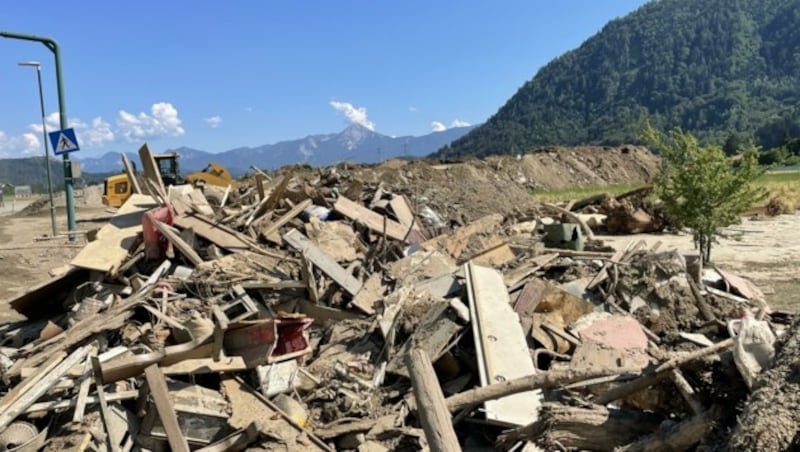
[531,182,644,203]
[532,169,800,209]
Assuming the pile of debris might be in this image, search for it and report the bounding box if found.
[554,185,670,235]
[0,144,794,451]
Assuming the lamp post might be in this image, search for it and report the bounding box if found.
[1,31,76,240]
[19,61,57,236]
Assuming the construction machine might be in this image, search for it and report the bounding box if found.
[102,153,234,207]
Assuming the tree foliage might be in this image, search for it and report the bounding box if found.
[438,0,800,159]
[642,123,766,261]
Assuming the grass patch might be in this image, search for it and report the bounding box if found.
[531,182,643,203]
[532,170,800,210]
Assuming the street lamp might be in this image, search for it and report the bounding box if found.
[1,31,77,241]
[18,60,57,236]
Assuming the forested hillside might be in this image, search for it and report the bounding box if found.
[440,0,800,159]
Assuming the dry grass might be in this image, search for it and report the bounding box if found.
[756,171,800,213]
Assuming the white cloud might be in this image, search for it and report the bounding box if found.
[431,118,472,132]
[29,113,115,148]
[0,130,41,156]
[409,106,418,112]
[329,101,376,131]
[117,102,185,141]
[204,115,222,128]
[245,107,254,112]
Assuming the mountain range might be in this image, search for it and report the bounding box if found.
[78,124,475,176]
[440,0,800,158]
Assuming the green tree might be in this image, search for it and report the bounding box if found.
[642,123,766,261]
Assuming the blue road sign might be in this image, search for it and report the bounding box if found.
[49,128,80,155]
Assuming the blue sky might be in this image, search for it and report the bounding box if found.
[1,1,648,158]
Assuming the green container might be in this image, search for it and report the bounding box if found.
[542,223,584,251]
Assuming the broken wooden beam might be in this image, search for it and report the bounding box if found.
[152,220,204,266]
[260,198,313,243]
[334,195,415,243]
[121,152,142,194]
[405,349,461,452]
[143,364,191,452]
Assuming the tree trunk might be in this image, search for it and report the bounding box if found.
[728,320,800,451]
[497,404,662,451]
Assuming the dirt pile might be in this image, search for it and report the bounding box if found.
[297,145,660,224]
[75,184,104,207]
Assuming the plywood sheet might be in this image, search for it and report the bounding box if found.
[71,194,156,272]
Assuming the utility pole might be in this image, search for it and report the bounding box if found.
[19,61,57,236]
[1,31,77,240]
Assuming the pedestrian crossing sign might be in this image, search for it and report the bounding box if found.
[49,128,80,155]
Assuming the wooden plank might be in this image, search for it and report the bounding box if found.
[333,196,412,242]
[466,262,541,427]
[248,172,293,227]
[25,390,139,414]
[162,356,249,375]
[173,214,249,251]
[0,351,66,414]
[503,253,559,288]
[143,364,191,452]
[350,273,385,315]
[389,195,421,234]
[259,198,313,243]
[0,346,91,431]
[222,377,330,451]
[121,152,141,194]
[9,267,91,319]
[405,349,460,452]
[71,193,157,272]
[72,361,93,422]
[138,143,167,198]
[197,422,260,452]
[387,302,462,378]
[470,242,515,267]
[255,174,266,200]
[90,356,119,450]
[423,214,504,259]
[283,229,363,296]
[152,220,204,266]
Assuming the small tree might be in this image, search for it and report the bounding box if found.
[642,123,766,262]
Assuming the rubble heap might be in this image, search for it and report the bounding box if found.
[0,145,793,451]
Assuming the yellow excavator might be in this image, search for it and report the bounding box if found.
[102,153,234,207]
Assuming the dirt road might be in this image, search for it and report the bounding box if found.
[0,198,34,217]
[0,206,107,321]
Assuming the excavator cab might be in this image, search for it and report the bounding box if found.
[153,153,182,186]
